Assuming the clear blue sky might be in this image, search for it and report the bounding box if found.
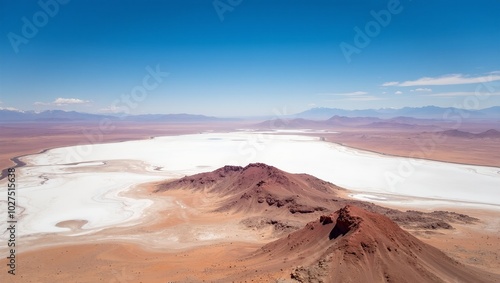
[1,0,500,116]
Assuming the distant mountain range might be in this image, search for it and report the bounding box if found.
[292,106,500,120]
[0,109,235,122]
[0,106,498,122]
[254,115,445,131]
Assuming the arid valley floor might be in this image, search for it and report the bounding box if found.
[1,120,499,283]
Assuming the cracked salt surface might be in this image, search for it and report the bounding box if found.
[1,132,498,238]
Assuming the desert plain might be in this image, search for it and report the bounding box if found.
[0,120,499,283]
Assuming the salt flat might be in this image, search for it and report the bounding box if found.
[1,131,499,238]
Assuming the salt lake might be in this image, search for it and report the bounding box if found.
[1,131,499,237]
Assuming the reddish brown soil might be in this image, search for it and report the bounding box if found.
[156,163,344,215]
[321,130,500,167]
[254,117,500,167]
[1,122,499,282]
[156,163,478,231]
[254,205,500,283]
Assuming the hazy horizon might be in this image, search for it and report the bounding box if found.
[1,104,500,119]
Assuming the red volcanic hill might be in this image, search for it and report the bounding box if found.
[155,163,477,230]
[155,163,343,214]
[255,205,499,283]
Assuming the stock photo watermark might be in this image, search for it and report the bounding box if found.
[7,0,70,54]
[63,64,169,164]
[384,76,499,192]
[213,0,243,22]
[228,106,290,165]
[340,0,404,63]
[5,168,17,276]
[107,65,169,115]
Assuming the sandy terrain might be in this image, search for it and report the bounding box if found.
[7,197,500,282]
[255,205,499,283]
[416,211,500,275]
[1,184,275,282]
[2,162,499,282]
[253,116,500,167]
[1,122,499,282]
[320,129,500,167]
[338,191,500,275]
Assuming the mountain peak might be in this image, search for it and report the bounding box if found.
[155,163,341,214]
[257,205,499,283]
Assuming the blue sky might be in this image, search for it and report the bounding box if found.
[1,0,500,116]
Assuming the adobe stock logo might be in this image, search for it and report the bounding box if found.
[340,0,404,63]
[213,0,243,22]
[7,0,70,54]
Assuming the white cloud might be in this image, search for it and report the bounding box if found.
[320,91,382,101]
[394,91,403,95]
[329,96,383,102]
[382,72,500,87]
[0,107,23,112]
[319,91,368,96]
[344,91,368,96]
[53,98,90,105]
[34,97,91,106]
[381,81,399,87]
[325,97,383,102]
[410,88,432,92]
[344,96,383,101]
